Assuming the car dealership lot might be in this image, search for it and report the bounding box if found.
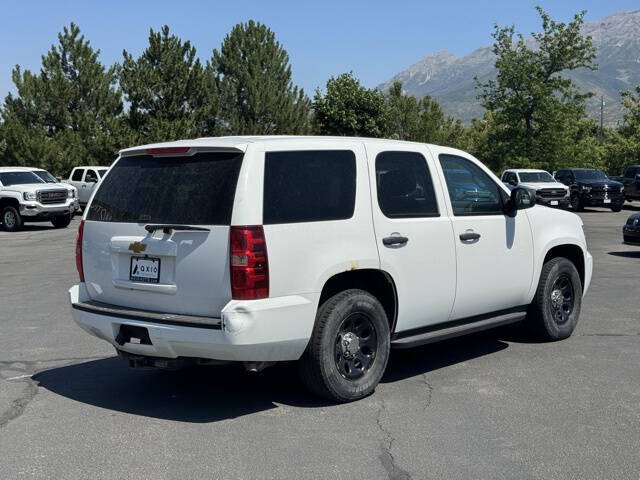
[1,208,639,479]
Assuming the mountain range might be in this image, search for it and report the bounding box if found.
[379,10,640,126]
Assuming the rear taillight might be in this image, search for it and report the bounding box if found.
[230,225,269,300]
[76,220,85,282]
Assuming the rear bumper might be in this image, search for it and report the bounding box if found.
[69,283,318,362]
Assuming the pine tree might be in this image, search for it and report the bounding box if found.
[120,25,212,143]
[212,20,310,135]
[1,23,123,175]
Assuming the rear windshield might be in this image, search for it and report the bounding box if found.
[87,151,243,225]
[0,171,44,186]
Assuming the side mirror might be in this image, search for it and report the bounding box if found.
[508,178,518,186]
[87,177,98,183]
[505,187,534,217]
[635,173,640,181]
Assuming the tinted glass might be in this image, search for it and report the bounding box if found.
[439,154,503,216]
[71,169,84,181]
[0,171,44,186]
[573,169,608,181]
[263,150,356,224]
[98,169,108,178]
[85,170,99,182]
[519,172,555,183]
[376,151,438,218]
[87,151,243,225]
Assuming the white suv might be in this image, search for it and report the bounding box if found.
[69,137,592,402]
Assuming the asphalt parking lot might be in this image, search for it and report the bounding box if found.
[1,206,639,480]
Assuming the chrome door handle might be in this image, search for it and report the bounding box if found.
[459,232,481,241]
[382,235,409,246]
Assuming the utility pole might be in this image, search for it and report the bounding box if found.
[600,95,604,143]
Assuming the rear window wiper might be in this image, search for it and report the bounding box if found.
[144,224,211,234]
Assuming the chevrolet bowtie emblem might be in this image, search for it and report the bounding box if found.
[128,241,147,254]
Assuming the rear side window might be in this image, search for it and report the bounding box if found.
[87,151,243,225]
[71,169,84,181]
[263,150,356,224]
[376,151,439,218]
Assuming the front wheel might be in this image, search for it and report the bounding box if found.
[1,205,23,232]
[610,203,622,212]
[570,194,583,212]
[51,213,72,228]
[527,257,582,341]
[299,289,390,402]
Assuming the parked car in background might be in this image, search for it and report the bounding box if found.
[554,168,625,212]
[623,213,640,245]
[610,165,640,202]
[69,136,592,402]
[501,169,569,208]
[64,166,109,207]
[27,168,79,210]
[0,166,78,231]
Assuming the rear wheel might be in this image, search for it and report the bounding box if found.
[527,257,582,341]
[570,194,583,211]
[51,213,72,228]
[299,289,390,402]
[1,206,23,232]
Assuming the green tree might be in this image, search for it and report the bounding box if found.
[1,23,123,174]
[476,7,597,172]
[314,72,387,137]
[212,20,310,135]
[120,25,212,143]
[386,81,421,140]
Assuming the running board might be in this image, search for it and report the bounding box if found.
[391,311,526,349]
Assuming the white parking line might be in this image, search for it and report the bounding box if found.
[5,374,32,381]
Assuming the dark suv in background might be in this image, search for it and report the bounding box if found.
[610,165,640,202]
[554,168,624,212]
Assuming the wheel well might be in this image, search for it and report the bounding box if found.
[318,269,398,333]
[0,197,20,211]
[544,244,585,287]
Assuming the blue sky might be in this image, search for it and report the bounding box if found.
[1,0,638,98]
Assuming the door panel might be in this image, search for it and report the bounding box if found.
[366,146,456,333]
[436,152,533,319]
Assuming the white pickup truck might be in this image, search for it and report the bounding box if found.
[0,167,78,231]
[69,136,592,402]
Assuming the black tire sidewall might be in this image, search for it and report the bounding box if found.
[571,194,583,211]
[313,290,390,401]
[2,206,23,232]
[539,259,582,340]
[52,213,72,228]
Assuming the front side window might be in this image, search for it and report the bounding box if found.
[376,151,439,218]
[71,169,84,181]
[439,154,503,216]
[263,150,356,224]
[85,170,99,183]
[87,151,243,225]
[0,171,44,186]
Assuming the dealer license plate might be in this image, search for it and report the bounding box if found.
[130,256,161,283]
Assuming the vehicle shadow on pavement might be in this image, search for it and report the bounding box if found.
[608,251,640,258]
[33,332,512,422]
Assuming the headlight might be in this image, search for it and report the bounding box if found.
[620,185,624,193]
[23,192,37,201]
[68,190,75,198]
[581,185,591,192]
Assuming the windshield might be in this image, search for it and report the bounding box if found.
[519,172,555,183]
[574,169,608,181]
[33,170,58,183]
[0,171,45,186]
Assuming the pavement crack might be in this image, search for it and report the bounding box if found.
[375,400,412,480]
[581,333,639,337]
[0,376,39,430]
[423,374,434,410]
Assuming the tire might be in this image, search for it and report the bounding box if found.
[299,289,390,403]
[610,204,622,212]
[527,257,582,341]
[51,213,72,228]
[1,205,23,232]
[570,194,583,212]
